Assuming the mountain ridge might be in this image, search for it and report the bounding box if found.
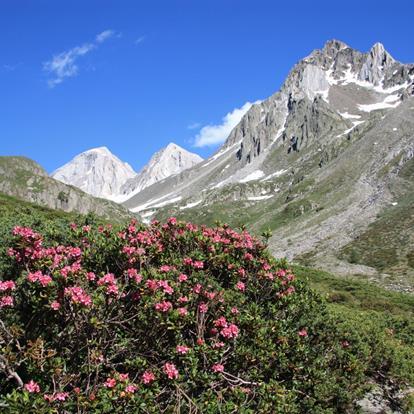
[120,39,414,290]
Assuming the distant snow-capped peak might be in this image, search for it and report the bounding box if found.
[117,143,203,201]
[52,146,137,199]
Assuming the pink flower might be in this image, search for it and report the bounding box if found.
[214,317,228,328]
[178,273,188,283]
[298,329,308,337]
[51,301,60,311]
[24,380,40,393]
[146,279,159,291]
[196,338,204,346]
[0,280,15,291]
[212,341,225,349]
[119,373,129,382]
[204,291,216,300]
[158,280,174,294]
[193,283,202,294]
[154,301,173,312]
[27,270,42,283]
[104,378,116,388]
[159,265,171,273]
[38,274,52,287]
[235,281,245,291]
[244,252,253,261]
[64,286,92,307]
[238,268,246,277]
[341,340,350,348]
[177,307,188,317]
[176,345,190,354]
[125,384,137,393]
[127,269,142,283]
[86,272,96,281]
[141,370,155,384]
[44,394,54,402]
[193,260,204,269]
[178,296,189,303]
[198,302,208,313]
[106,284,119,296]
[167,217,177,225]
[0,296,14,308]
[231,307,239,315]
[183,257,193,266]
[54,392,69,401]
[212,364,224,373]
[97,273,116,286]
[220,324,239,339]
[163,363,179,380]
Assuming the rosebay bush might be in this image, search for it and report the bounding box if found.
[0,218,410,413]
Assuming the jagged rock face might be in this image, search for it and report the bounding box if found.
[117,143,203,201]
[123,39,414,214]
[52,147,136,200]
[120,40,414,287]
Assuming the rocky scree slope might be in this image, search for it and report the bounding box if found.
[122,40,414,290]
[0,156,131,221]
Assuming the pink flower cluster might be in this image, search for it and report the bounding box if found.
[163,362,179,379]
[176,345,190,354]
[27,271,52,287]
[154,301,173,312]
[0,295,14,308]
[97,273,119,296]
[0,280,15,291]
[142,370,156,384]
[24,380,40,393]
[64,286,92,307]
[127,268,142,283]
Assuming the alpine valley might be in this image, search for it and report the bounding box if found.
[2,37,414,414]
[8,39,414,291]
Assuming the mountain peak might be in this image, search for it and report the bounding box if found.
[369,41,394,63]
[85,146,112,155]
[118,144,203,201]
[323,39,349,53]
[52,147,136,199]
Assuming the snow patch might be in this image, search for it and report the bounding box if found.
[337,121,365,137]
[239,170,265,183]
[339,112,361,119]
[261,169,287,181]
[179,200,203,210]
[358,98,401,112]
[247,195,274,201]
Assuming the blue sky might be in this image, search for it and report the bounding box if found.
[1,0,414,173]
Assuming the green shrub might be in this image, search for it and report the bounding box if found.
[0,218,412,413]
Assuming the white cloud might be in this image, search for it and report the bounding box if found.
[43,29,116,87]
[134,36,146,45]
[95,30,116,43]
[193,101,261,147]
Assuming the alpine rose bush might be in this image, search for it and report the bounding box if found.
[0,219,407,412]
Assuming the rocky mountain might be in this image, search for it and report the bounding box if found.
[51,147,137,199]
[116,143,203,202]
[0,156,131,221]
[121,40,414,291]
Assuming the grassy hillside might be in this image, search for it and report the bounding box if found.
[0,192,120,276]
[0,156,132,221]
[339,158,414,291]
